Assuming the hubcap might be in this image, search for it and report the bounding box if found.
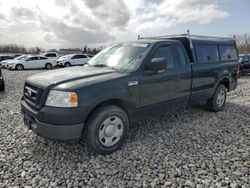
[216,90,225,107]
[17,65,22,70]
[99,116,124,147]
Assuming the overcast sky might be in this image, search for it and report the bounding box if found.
[0,0,249,49]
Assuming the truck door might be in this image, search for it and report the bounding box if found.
[174,43,192,101]
[140,43,183,111]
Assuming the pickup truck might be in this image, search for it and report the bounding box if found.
[239,53,250,75]
[21,34,239,154]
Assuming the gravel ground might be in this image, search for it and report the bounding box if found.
[0,69,249,188]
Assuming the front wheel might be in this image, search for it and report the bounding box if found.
[64,62,71,67]
[207,84,227,112]
[16,64,24,71]
[45,63,52,69]
[85,105,129,154]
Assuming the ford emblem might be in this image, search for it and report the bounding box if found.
[25,90,32,97]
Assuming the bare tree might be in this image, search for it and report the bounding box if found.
[0,44,27,54]
[235,33,250,54]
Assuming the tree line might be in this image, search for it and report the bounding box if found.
[0,44,42,54]
[1,33,250,54]
[0,44,103,55]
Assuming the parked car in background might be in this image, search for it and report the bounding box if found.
[1,55,27,68]
[7,55,56,70]
[239,54,250,75]
[0,55,13,63]
[0,66,4,92]
[86,54,95,58]
[21,34,239,154]
[41,52,59,60]
[56,54,91,67]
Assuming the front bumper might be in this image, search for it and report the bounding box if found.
[6,64,15,69]
[56,61,64,66]
[21,100,89,141]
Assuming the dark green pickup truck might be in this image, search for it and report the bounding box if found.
[21,34,239,154]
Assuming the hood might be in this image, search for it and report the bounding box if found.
[26,66,124,89]
[7,60,23,64]
[1,60,11,64]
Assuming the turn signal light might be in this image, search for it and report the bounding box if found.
[70,92,78,104]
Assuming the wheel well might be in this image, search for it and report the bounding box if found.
[218,78,230,91]
[16,64,23,68]
[87,99,134,121]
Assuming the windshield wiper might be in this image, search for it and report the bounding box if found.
[92,63,119,71]
[93,64,108,67]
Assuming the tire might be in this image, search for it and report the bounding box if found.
[64,62,71,67]
[45,63,52,69]
[0,79,5,92]
[85,105,129,154]
[16,64,24,71]
[207,84,227,112]
[240,68,245,76]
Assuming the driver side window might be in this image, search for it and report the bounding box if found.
[27,57,38,61]
[72,55,80,59]
[145,46,175,70]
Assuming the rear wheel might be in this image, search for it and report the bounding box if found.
[16,64,24,71]
[85,105,129,154]
[64,62,71,67]
[45,63,52,69]
[0,79,5,92]
[207,84,227,112]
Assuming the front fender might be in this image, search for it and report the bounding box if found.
[78,81,139,112]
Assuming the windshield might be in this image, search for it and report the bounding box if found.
[88,42,151,72]
[15,55,26,60]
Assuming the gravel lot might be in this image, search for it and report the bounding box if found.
[0,69,249,188]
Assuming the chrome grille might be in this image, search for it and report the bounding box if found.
[23,83,44,109]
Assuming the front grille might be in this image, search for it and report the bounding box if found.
[24,83,44,109]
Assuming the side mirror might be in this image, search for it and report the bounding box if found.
[150,58,166,72]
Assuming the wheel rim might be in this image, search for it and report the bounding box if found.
[65,63,70,67]
[46,64,52,69]
[17,65,22,70]
[98,116,124,147]
[216,90,225,107]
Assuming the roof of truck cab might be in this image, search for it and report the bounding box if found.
[139,34,235,43]
[139,34,237,63]
[131,39,178,44]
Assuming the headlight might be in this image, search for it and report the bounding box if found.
[45,90,78,107]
